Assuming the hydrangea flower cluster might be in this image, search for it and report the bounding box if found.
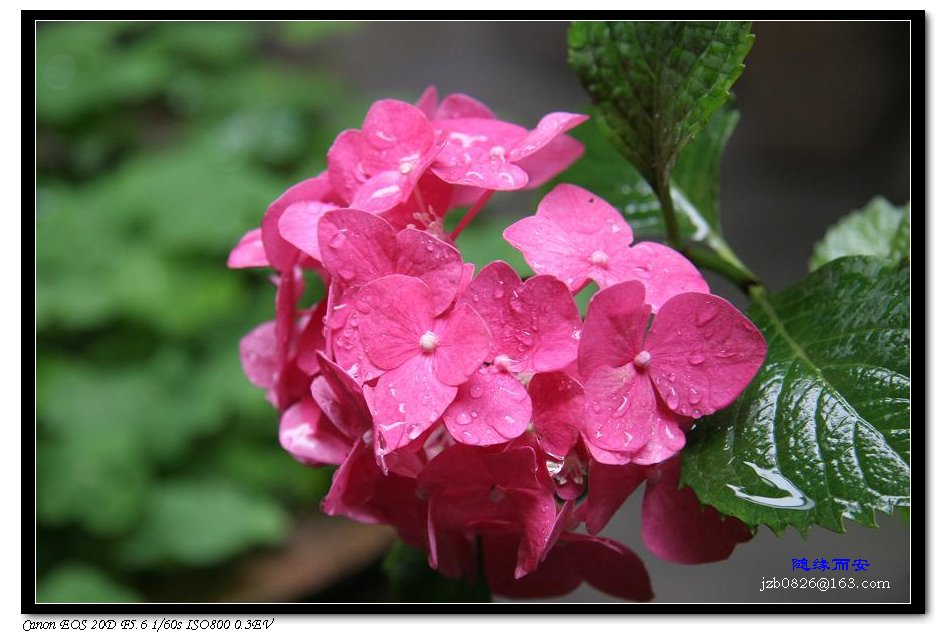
[230,88,767,601]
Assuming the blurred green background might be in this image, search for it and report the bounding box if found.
[35,21,377,603]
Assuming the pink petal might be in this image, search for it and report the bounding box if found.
[456,262,476,297]
[294,300,327,375]
[433,302,492,386]
[277,200,338,263]
[515,135,585,190]
[459,262,580,373]
[627,402,688,466]
[350,170,412,213]
[583,365,655,454]
[646,293,768,417]
[396,228,463,315]
[327,299,385,385]
[311,351,371,439]
[503,185,633,291]
[434,93,496,120]
[239,321,278,389]
[583,461,648,535]
[360,99,435,172]
[317,208,397,287]
[262,174,338,272]
[560,533,654,602]
[227,228,269,269]
[326,129,365,202]
[415,85,439,119]
[431,118,529,190]
[380,172,455,231]
[613,241,709,311]
[321,439,384,523]
[528,371,584,459]
[642,456,753,564]
[279,398,351,466]
[357,275,435,371]
[443,367,531,446]
[508,112,588,162]
[577,280,649,376]
[365,354,457,456]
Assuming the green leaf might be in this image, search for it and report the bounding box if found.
[568,21,753,189]
[118,479,290,568]
[681,256,910,535]
[37,564,142,603]
[383,541,492,603]
[810,197,910,271]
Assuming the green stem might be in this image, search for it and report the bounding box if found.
[685,244,763,296]
[654,171,682,250]
[449,190,495,240]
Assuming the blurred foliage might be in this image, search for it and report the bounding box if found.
[382,541,492,603]
[36,21,365,602]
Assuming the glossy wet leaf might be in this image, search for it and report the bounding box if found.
[810,197,910,270]
[568,21,753,189]
[681,256,910,535]
[383,540,492,603]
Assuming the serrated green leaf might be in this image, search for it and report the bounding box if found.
[383,541,492,603]
[681,256,910,535]
[118,479,290,568]
[568,21,753,190]
[810,197,910,271]
[37,564,142,603]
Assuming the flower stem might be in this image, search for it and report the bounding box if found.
[654,171,682,250]
[449,190,495,240]
[684,244,763,296]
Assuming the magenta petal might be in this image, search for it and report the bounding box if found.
[432,118,529,190]
[443,367,531,446]
[396,228,463,315]
[351,170,412,213]
[578,281,649,376]
[434,93,496,120]
[415,85,439,119]
[239,321,278,389]
[278,200,338,263]
[508,112,588,162]
[365,355,457,456]
[584,460,648,535]
[357,275,435,370]
[647,293,768,417]
[295,300,327,375]
[434,303,492,386]
[326,129,365,202]
[616,242,709,311]
[361,99,435,170]
[321,439,381,523]
[529,371,584,459]
[627,402,688,466]
[459,262,580,373]
[537,183,633,239]
[311,352,371,439]
[317,208,397,287]
[484,532,581,599]
[502,215,593,291]
[560,533,654,602]
[583,365,655,454]
[642,457,753,564]
[227,228,269,269]
[279,398,351,466]
[262,174,337,272]
[328,300,384,385]
[515,135,585,190]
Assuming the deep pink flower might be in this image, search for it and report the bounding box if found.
[278,396,352,467]
[583,456,752,564]
[504,184,708,308]
[227,227,269,269]
[415,86,496,121]
[483,530,653,602]
[419,442,558,579]
[356,274,491,455]
[327,100,442,213]
[578,280,767,464]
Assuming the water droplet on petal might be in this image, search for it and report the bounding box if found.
[688,353,705,365]
[339,267,356,281]
[697,302,720,326]
[469,385,484,399]
[455,412,471,425]
[470,411,478,418]
[623,432,634,447]
[688,387,701,404]
[665,388,680,410]
[716,349,736,359]
[692,408,703,418]
[632,265,652,279]
[591,401,601,413]
[329,233,346,249]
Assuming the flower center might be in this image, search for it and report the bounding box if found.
[419,331,439,352]
[589,250,609,266]
[633,350,652,368]
[493,354,512,371]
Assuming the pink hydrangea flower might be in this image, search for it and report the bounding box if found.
[356,274,491,456]
[328,99,442,213]
[578,280,767,465]
[504,184,708,308]
[582,456,752,564]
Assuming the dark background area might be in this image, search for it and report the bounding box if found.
[35,21,911,604]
